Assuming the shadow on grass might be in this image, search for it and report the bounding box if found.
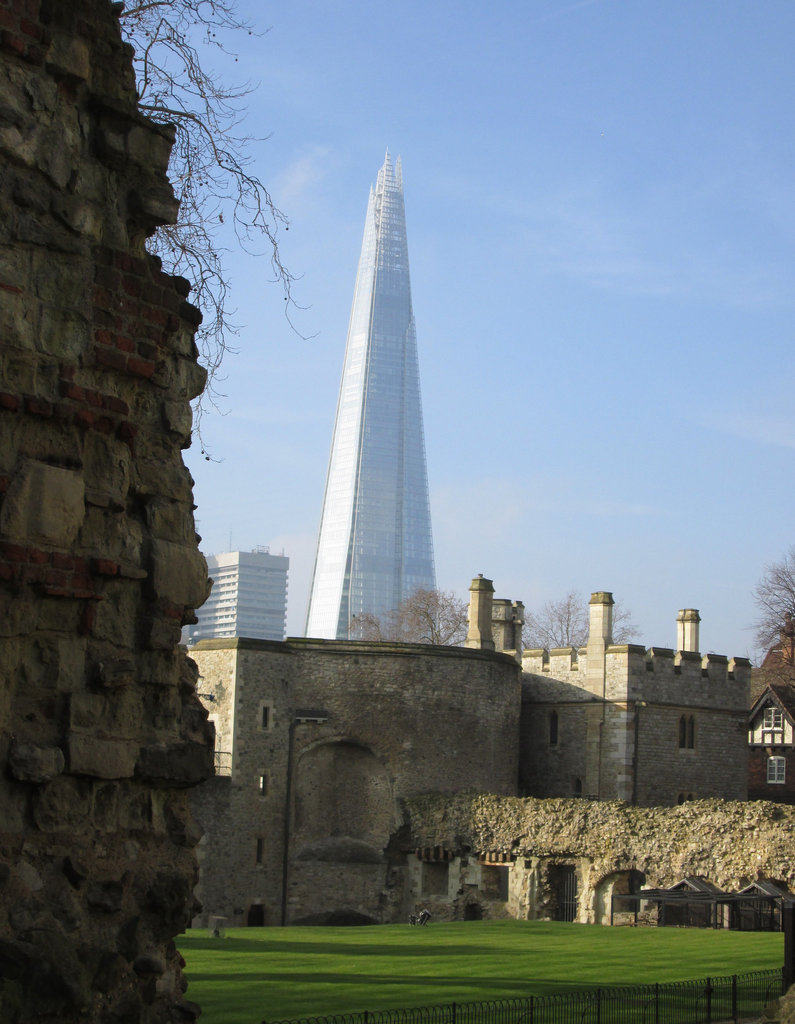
[184,938,502,957]
[185,969,596,994]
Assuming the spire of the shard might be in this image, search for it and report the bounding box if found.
[305,154,436,639]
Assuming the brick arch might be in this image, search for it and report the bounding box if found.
[292,740,396,855]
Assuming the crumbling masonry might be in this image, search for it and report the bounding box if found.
[0,1,214,1020]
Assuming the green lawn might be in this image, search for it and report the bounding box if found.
[178,920,783,1024]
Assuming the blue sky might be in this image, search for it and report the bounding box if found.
[183,0,795,656]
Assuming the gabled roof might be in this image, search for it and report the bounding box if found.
[738,880,794,900]
[670,876,725,894]
[749,683,795,724]
[639,877,727,899]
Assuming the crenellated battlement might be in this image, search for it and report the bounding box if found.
[523,646,581,675]
[519,592,750,806]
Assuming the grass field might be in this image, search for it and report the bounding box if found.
[178,920,784,1024]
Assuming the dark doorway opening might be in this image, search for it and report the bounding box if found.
[552,865,578,922]
[247,904,265,926]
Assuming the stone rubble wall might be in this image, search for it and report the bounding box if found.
[0,1,214,1020]
[404,793,795,910]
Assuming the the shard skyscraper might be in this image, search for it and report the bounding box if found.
[305,153,435,639]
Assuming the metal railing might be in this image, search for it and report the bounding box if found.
[265,969,783,1024]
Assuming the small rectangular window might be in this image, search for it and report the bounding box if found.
[259,774,268,796]
[259,702,273,731]
[764,707,784,730]
[255,838,264,863]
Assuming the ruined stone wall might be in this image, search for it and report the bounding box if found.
[0,2,214,1020]
[190,637,521,926]
[405,793,795,923]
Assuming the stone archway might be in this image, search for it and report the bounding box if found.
[594,869,646,925]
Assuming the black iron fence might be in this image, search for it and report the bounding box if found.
[266,969,784,1024]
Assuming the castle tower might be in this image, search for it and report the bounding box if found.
[305,153,435,638]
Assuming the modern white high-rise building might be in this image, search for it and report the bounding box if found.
[305,153,435,639]
[187,548,289,643]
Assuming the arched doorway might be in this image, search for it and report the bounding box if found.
[595,869,646,925]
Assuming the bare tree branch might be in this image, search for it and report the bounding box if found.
[752,546,795,665]
[351,589,469,646]
[523,590,639,650]
[119,0,299,442]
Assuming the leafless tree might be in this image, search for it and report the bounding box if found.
[752,547,795,665]
[351,589,469,646]
[523,589,639,649]
[118,1,297,436]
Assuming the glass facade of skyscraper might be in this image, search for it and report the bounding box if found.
[305,154,435,639]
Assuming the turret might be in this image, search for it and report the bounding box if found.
[492,599,524,663]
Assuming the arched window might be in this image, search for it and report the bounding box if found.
[767,756,786,784]
[549,710,558,746]
[679,715,695,749]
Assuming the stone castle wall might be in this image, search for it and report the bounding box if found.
[0,2,213,1020]
[521,644,749,804]
[190,637,522,926]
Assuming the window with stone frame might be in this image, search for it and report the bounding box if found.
[762,705,785,744]
[549,710,558,746]
[259,701,273,731]
[678,714,695,749]
[767,756,786,784]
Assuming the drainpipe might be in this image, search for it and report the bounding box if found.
[280,718,297,927]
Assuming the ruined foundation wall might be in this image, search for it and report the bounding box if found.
[0,2,214,1020]
[406,794,795,922]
